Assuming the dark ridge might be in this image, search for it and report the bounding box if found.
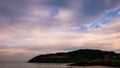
[28,49,120,63]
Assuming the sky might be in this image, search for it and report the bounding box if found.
[0,0,120,62]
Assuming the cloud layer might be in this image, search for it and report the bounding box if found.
[0,0,120,62]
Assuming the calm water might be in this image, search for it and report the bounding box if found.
[0,63,118,68]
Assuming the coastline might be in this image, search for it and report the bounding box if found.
[68,60,120,67]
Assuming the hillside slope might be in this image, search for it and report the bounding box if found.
[28,49,120,63]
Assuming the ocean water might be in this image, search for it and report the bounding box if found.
[0,63,117,68]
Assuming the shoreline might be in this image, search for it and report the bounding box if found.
[68,60,120,67]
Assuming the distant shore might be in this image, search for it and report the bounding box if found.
[68,60,120,67]
[28,49,120,67]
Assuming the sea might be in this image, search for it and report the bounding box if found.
[0,63,118,68]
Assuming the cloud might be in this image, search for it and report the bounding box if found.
[82,0,120,16]
[91,18,120,34]
[42,0,72,8]
[0,0,120,62]
[0,0,120,30]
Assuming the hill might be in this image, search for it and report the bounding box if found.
[28,49,120,63]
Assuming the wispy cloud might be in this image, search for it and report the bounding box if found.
[0,0,120,62]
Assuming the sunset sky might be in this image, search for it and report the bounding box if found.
[0,0,120,62]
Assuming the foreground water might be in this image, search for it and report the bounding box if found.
[0,63,118,68]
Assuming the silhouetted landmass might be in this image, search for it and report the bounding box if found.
[28,49,120,63]
[69,59,120,67]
